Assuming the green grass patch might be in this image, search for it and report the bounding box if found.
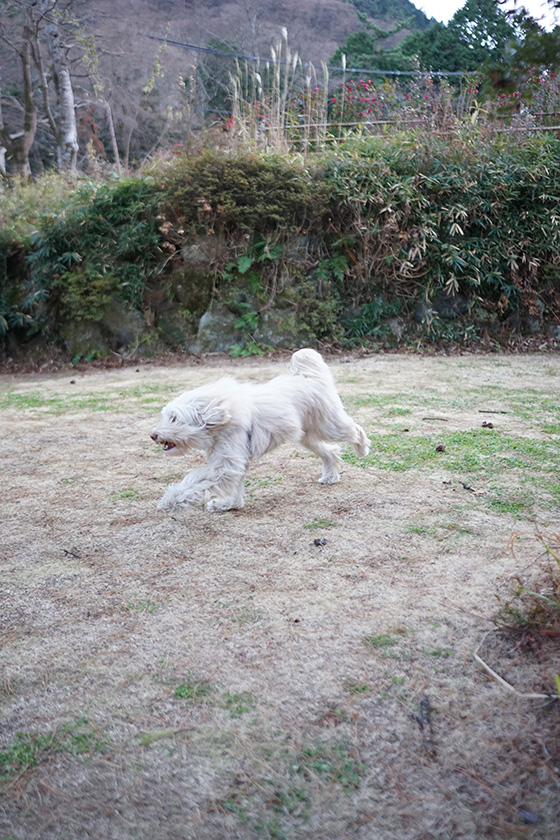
[0,390,117,413]
[220,795,251,824]
[420,647,453,658]
[174,675,212,702]
[406,524,438,536]
[232,605,264,625]
[343,679,371,696]
[0,732,55,780]
[344,429,558,514]
[363,633,396,649]
[125,599,159,614]
[246,475,283,488]
[304,517,337,530]
[223,691,256,718]
[505,390,560,425]
[487,490,536,518]
[441,522,479,537]
[0,718,109,781]
[346,429,557,475]
[294,742,365,790]
[348,385,560,433]
[0,383,178,415]
[348,391,441,411]
[269,785,310,819]
[110,487,141,502]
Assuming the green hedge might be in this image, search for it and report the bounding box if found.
[325,133,560,317]
[1,136,559,353]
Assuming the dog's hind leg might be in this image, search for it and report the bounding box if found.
[349,422,370,458]
[320,414,370,459]
[301,435,342,485]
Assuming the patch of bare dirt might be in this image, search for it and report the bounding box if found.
[1,353,559,839]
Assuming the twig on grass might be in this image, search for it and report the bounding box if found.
[37,779,72,800]
[504,549,550,580]
[505,531,560,578]
[473,630,560,701]
[442,596,492,621]
[459,481,482,494]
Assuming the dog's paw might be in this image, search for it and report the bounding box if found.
[318,473,340,485]
[157,484,182,512]
[353,426,370,458]
[157,497,176,512]
[207,498,243,512]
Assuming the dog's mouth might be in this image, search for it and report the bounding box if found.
[152,432,178,451]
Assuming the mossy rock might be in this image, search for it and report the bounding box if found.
[255,309,311,348]
[156,310,196,350]
[100,298,146,347]
[63,320,111,360]
[190,305,311,353]
[181,233,228,267]
[222,287,261,317]
[190,307,245,353]
[63,298,149,359]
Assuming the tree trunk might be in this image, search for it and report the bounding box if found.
[105,102,122,174]
[18,29,38,178]
[0,22,37,177]
[54,65,79,171]
[0,86,7,176]
[41,0,79,173]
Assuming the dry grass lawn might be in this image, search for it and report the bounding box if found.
[1,351,559,839]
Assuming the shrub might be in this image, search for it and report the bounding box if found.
[0,174,78,338]
[325,132,560,324]
[26,177,163,326]
[158,149,328,236]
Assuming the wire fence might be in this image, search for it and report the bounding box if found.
[144,31,560,150]
[144,34,468,76]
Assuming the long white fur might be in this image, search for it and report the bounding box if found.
[151,349,369,513]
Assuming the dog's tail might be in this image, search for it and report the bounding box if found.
[290,349,334,383]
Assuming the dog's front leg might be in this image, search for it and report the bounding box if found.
[206,475,246,512]
[157,466,217,512]
[205,461,247,512]
[158,466,247,513]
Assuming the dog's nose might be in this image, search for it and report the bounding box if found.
[150,432,158,441]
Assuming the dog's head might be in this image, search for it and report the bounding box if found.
[150,391,231,454]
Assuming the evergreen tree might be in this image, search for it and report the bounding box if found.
[331,0,532,74]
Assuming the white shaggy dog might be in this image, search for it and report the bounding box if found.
[151,349,369,513]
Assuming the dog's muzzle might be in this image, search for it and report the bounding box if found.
[151,432,176,452]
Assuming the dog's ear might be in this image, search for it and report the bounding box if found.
[200,399,231,428]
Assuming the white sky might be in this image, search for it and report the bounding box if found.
[411,0,559,27]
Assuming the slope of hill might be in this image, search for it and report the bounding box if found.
[349,0,431,30]
[79,0,429,66]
